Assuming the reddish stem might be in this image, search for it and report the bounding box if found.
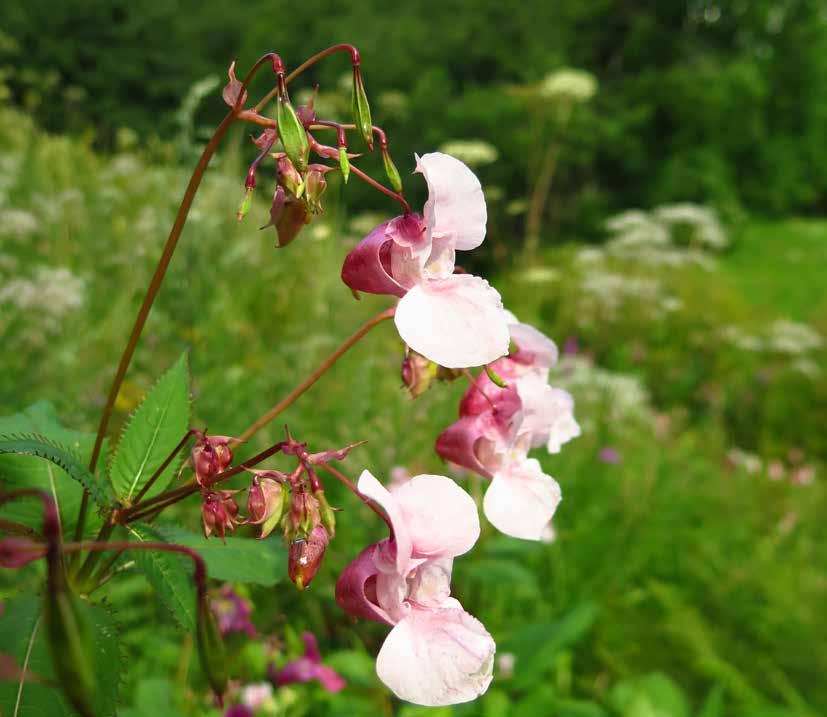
[320,463,393,533]
[236,307,396,443]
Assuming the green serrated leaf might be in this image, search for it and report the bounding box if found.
[128,523,197,632]
[157,525,285,586]
[0,435,113,509]
[0,403,108,538]
[109,354,190,505]
[0,596,122,717]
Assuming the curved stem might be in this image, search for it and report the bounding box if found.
[63,540,208,594]
[320,463,392,533]
[254,44,360,113]
[237,307,396,443]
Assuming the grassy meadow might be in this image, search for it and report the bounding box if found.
[1,98,826,717]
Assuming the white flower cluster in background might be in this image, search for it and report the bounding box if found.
[718,320,823,375]
[437,140,499,168]
[607,202,729,253]
[540,68,598,103]
[551,355,653,429]
[0,266,85,331]
[653,203,728,250]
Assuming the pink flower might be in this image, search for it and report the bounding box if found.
[269,632,345,693]
[436,315,579,540]
[211,585,257,638]
[341,153,510,368]
[336,470,494,706]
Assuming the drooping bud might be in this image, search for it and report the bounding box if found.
[236,186,254,222]
[304,164,332,214]
[246,473,287,540]
[196,590,228,701]
[201,490,240,540]
[338,145,350,183]
[351,65,373,149]
[276,85,310,172]
[284,488,320,542]
[315,490,336,537]
[484,364,508,388]
[288,525,329,590]
[275,154,304,198]
[0,537,47,568]
[192,433,234,487]
[401,349,438,398]
[269,194,311,248]
[382,147,403,193]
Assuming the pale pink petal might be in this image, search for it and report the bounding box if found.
[395,274,510,368]
[416,152,487,251]
[340,221,407,298]
[357,470,412,573]
[375,571,412,623]
[484,458,561,540]
[509,321,559,373]
[393,474,480,559]
[543,388,580,453]
[335,544,393,625]
[376,608,495,706]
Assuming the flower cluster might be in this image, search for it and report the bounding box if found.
[341,152,510,368]
[435,313,580,539]
[336,471,494,706]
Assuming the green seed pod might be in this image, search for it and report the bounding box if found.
[196,591,227,700]
[338,145,351,183]
[382,148,403,193]
[236,186,254,222]
[277,92,310,173]
[485,364,508,388]
[351,66,373,149]
[43,589,96,717]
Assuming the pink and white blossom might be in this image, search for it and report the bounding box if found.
[436,315,580,540]
[341,152,510,368]
[336,470,495,706]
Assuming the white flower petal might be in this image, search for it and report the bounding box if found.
[376,607,495,706]
[484,458,561,540]
[395,274,510,368]
[416,152,487,251]
[393,474,480,559]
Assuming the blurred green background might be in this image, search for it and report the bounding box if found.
[0,1,825,716]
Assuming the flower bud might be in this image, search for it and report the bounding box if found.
[277,90,310,172]
[236,186,254,222]
[202,490,240,540]
[196,590,228,701]
[351,65,373,149]
[0,537,46,568]
[382,147,403,193]
[274,194,311,248]
[247,475,287,540]
[304,164,332,214]
[275,154,304,198]
[192,433,234,487]
[338,145,350,183]
[288,525,329,590]
[43,584,96,716]
[401,349,438,398]
[284,488,320,542]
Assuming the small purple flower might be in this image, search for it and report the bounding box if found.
[563,336,580,356]
[599,446,621,464]
[268,632,345,693]
[211,586,257,638]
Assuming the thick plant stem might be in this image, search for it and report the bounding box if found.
[87,112,237,476]
[237,307,396,443]
[76,111,238,549]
